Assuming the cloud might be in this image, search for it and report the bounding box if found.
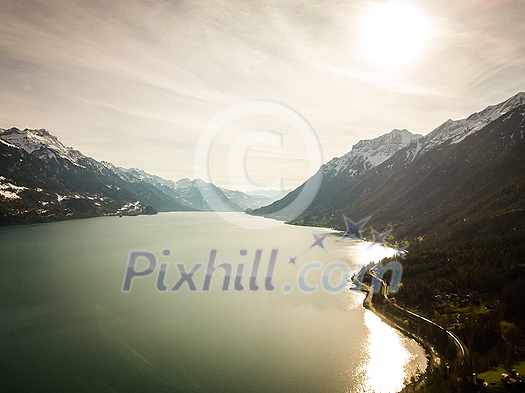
[0,0,524,185]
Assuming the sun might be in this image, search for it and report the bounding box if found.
[359,2,430,67]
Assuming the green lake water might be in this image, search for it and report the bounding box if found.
[0,212,426,392]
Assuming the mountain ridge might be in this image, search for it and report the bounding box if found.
[250,92,525,243]
[3,92,524,229]
[325,128,422,177]
[0,127,282,225]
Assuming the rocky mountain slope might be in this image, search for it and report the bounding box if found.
[0,136,152,224]
[252,128,422,222]
[251,92,525,243]
[324,128,422,178]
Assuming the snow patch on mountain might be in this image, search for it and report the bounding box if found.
[0,138,20,150]
[0,177,27,199]
[119,167,177,188]
[117,201,143,215]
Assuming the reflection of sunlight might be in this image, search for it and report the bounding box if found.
[343,242,402,285]
[343,288,366,311]
[363,310,414,393]
[358,242,400,265]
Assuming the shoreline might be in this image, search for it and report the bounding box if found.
[360,286,443,392]
[361,283,469,392]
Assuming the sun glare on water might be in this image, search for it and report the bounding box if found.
[358,241,401,265]
[359,2,430,67]
[363,310,418,393]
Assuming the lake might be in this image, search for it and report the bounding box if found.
[0,212,426,392]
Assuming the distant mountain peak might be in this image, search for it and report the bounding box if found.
[32,128,51,136]
[352,128,420,150]
[175,178,195,189]
[0,127,85,164]
[325,128,421,177]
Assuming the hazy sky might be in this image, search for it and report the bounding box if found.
[1,0,525,190]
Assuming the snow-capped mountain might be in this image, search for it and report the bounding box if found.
[0,128,79,160]
[251,92,525,237]
[89,165,283,212]
[0,127,279,224]
[0,134,156,224]
[5,91,524,229]
[114,167,177,189]
[155,178,281,211]
[168,178,239,211]
[251,128,422,220]
[325,129,422,178]
[403,92,525,162]
[0,127,92,170]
